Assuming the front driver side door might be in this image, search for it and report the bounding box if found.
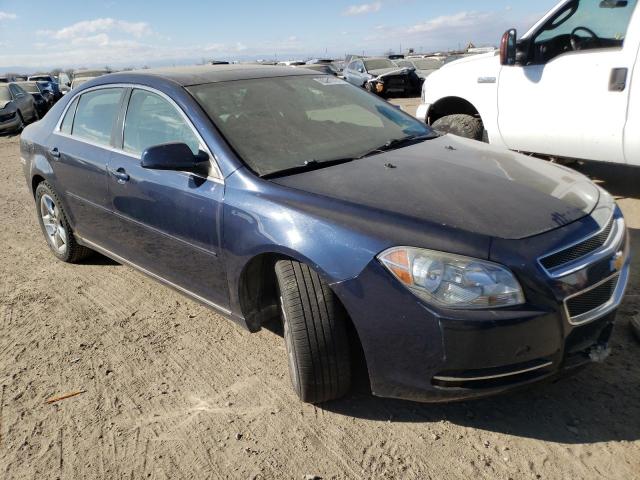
[498,0,639,164]
[104,87,229,311]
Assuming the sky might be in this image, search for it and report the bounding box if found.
[0,0,558,72]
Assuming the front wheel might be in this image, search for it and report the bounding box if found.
[432,114,484,141]
[275,260,352,403]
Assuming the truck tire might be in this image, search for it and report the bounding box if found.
[432,114,484,141]
[35,182,92,263]
[275,260,351,403]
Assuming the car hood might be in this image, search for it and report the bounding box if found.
[271,135,599,240]
[0,100,11,110]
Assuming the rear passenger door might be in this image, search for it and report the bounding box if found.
[105,87,229,310]
[50,87,125,241]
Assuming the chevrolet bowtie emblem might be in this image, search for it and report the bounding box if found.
[611,251,624,272]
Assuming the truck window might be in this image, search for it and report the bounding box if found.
[531,0,637,63]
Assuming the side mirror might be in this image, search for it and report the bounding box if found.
[500,29,517,66]
[141,142,207,170]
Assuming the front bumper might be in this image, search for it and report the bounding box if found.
[0,112,20,133]
[332,208,630,403]
[416,103,430,123]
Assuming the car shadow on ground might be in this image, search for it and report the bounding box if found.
[79,252,120,266]
[319,227,640,445]
[571,162,640,200]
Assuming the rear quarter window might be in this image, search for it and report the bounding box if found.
[60,97,79,135]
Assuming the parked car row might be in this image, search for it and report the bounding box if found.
[0,83,39,134]
[341,53,480,97]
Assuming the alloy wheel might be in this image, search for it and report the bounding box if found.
[40,193,68,255]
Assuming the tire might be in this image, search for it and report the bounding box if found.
[432,114,484,141]
[275,260,351,403]
[15,111,25,133]
[35,182,92,263]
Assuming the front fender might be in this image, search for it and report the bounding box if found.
[222,169,386,316]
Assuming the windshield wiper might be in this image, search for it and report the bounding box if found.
[262,157,356,179]
[262,134,436,178]
[357,133,436,159]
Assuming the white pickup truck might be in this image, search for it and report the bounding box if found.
[416,0,639,166]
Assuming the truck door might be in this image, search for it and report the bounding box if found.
[624,30,640,165]
[498,0,639,164]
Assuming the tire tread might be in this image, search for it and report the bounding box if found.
[275,260,351,403]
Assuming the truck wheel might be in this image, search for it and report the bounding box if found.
[275,260,351,403]
[432,114,484,141]
[35,182,92,263]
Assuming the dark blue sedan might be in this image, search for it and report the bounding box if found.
[20,65,630,403]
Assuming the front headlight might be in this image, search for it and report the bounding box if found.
[378,247,525,309]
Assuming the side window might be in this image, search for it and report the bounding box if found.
[123,89,200,155]
[72,88,123,146]
[60,97,79,134]
[532,0,637,63]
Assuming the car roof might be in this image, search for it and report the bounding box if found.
[101,64,317,87]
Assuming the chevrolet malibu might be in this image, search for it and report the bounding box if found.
[20,65,630,404]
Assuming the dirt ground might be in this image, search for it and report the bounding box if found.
[0,124,639,480]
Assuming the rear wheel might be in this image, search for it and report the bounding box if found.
[35,182,92,263]
[432,114,484,141]
[275,260,351,403]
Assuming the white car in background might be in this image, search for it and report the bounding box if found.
[417,0,640,166]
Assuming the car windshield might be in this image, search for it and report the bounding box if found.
[190,75,434,177]
[16,82,39,93]
[363,59,396,70]
[0,86,11,102]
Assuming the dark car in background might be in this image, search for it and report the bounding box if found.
[28,74,63,100]
[20,65,630,404]
[343,57,419,96]
[14,81,55,117]
[1,83,38,133]
[394,56,446,82]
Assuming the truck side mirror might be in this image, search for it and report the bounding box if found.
[500,29,517,66]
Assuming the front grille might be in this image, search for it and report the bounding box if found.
[540,217,614,270]
[566,277,617,318]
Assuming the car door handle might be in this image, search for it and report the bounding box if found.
[609,68,628,92]
[110,167,130,184]
[49,147,60,158]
